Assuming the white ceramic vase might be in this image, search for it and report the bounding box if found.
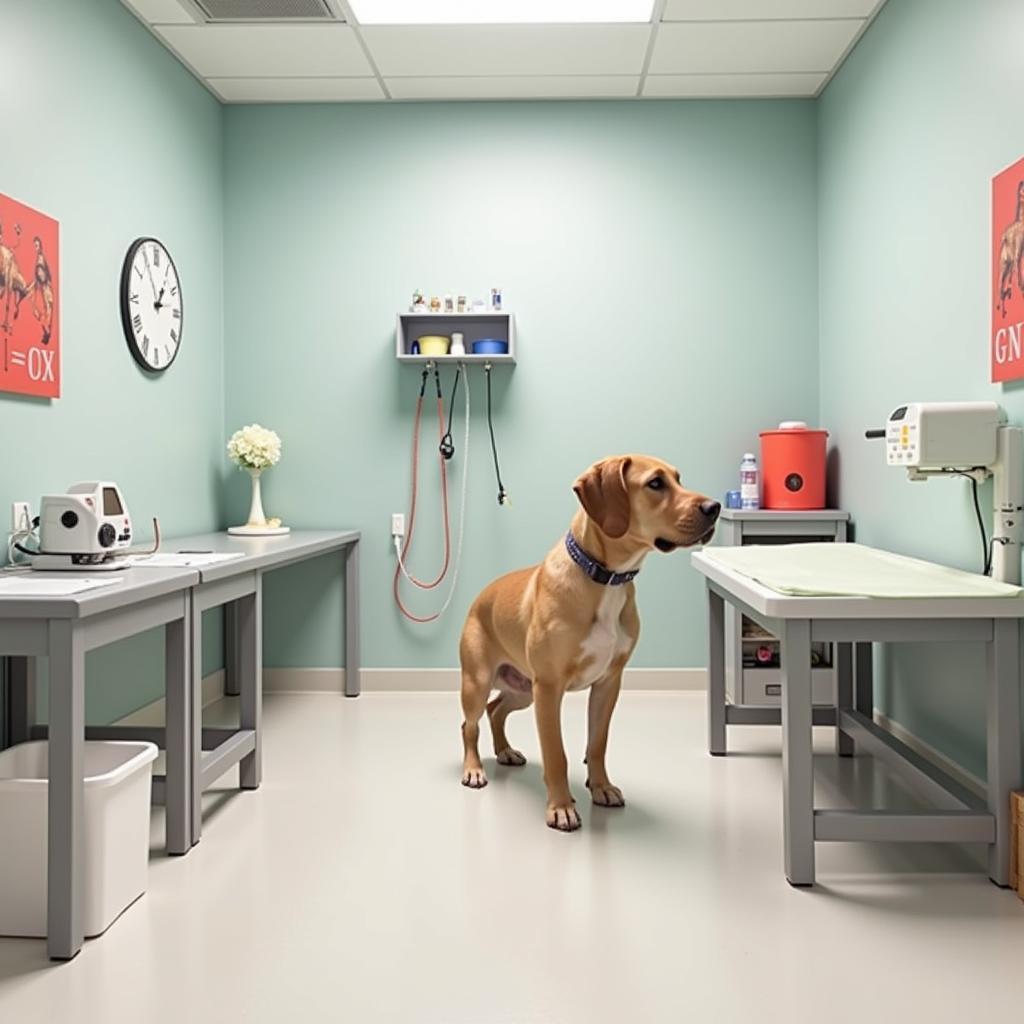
[228,466,290,536]
[246,468,267,527]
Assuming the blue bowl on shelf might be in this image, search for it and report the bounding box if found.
[471,338,508,355]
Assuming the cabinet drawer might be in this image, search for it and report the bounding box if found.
[741,667,835,706]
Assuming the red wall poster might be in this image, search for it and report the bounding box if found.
[0,192,60,398]
[992,156,1024,382]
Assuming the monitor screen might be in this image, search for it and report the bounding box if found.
[103,487,123,516]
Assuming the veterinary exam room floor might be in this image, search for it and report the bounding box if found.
[0,693,1021,1022]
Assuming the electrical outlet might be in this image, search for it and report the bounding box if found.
[391,513,406,539]
[10,501,31,533]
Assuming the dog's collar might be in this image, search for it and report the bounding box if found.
[564,531,640,587]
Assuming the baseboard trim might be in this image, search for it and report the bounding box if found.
[263,666,708,694]
[114,670,226,726]
[873,710,985,798]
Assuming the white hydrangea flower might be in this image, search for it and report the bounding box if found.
[227,424,282,471]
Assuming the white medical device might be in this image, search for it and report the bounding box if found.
[870,402,1023,584]
[33,482,133,571]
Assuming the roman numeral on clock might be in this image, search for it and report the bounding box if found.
[170,328,178,344]
[130,293,140,305]
[142,336,149,357]
[132,313,143,333]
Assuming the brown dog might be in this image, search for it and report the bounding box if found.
[458,455,720,831]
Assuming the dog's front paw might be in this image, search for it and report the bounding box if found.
[588,781,625,808]
[546,800,581,832]
[462,767,488,788]
[496,747,527,766]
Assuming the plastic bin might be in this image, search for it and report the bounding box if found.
[0,740,158,938]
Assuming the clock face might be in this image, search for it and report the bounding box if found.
[119,237,182,372]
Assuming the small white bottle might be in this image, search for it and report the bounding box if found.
[740,453,760,510]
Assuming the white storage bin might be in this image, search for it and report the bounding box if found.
[0,740,158,938]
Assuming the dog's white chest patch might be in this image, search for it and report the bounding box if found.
[571,588,632,691]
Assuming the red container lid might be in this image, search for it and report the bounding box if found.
[760,420,828,438]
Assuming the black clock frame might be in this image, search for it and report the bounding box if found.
[119,236,183,373]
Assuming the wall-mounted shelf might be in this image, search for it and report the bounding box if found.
[396,311,516,364]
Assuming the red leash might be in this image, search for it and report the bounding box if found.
[394,369,451,622]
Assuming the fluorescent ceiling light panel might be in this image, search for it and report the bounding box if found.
[348,1,655,24]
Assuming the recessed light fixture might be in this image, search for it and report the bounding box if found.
[347,1,655,25]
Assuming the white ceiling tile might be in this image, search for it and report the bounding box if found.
[649,19,861,74]
[208,77,384,101]
[386,76,640,100]
[121,0,197,23]
[155,24,373,76]
[662,0,880,18]
[361,25,651,77]
[643,72,825,97]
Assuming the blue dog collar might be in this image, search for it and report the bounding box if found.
[564,531,639,587]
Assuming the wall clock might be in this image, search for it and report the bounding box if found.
[119,237,182,372]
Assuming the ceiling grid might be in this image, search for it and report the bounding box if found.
[120,0,888,103]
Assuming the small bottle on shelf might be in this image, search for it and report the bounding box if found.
[740,453,760,510]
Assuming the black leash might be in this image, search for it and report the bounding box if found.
[484,364,508,506]
[439,366,460,461]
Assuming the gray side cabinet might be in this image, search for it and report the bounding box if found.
[716,509,850,707]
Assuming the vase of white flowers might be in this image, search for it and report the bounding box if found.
[226,424,289,536]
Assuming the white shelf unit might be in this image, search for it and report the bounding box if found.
[396,311,516,364]
[717,508,850,708]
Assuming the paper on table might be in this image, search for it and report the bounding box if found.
[701,543,1024,599]
[126,552,246,568]
[0,576,125,596]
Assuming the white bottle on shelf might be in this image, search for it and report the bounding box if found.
[740,453,760,510]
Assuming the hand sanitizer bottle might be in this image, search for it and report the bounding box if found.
[740,453,760,510]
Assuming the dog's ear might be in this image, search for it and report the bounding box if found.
[572,457,632,539]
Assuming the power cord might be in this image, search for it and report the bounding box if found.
[960,473,992,576]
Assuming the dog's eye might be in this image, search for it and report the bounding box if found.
[647,477,665,491]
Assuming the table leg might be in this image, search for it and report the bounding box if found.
[8,656,36,746]
[238,582,262,790]
[224,602,240,697]
[854,642,873,720]
[344,540,361,697]
[707,586,726,756]
[835,643,854,757]
[781,619,815,886]
[987,619,1022,886]
[47,619,85,961]
[191,593,205,846]
[164,612,190,856]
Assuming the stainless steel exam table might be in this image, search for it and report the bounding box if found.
[692,545,1024,888]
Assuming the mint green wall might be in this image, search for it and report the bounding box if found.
[223,100,820,670]
[1,0,225,723]
[818,0,1024,778]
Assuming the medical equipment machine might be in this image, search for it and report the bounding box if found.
[866,402,1023,584]
[30,482,133,570]
[7,482,158,571]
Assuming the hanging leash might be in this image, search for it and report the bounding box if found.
[484,363,508,506]
[395,365,451,591]
[394,364,471,623]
